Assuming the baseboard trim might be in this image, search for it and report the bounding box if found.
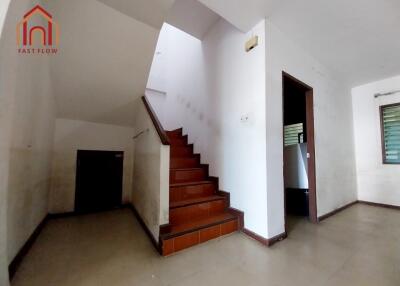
[243,228,268,245]
[48,205,131,219]
[318,201,358,222]
[358,200,400,210]
[228,207,244,229]
[268,232,288,246]
[8,214,49,280]
[242,228,287,247]
[127,204,161,254]
[317,200,400,222]
[48,212,76,219]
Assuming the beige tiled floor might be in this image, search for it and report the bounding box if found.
[12,204,400,286]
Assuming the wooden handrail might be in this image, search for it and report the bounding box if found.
[141,95,170,145]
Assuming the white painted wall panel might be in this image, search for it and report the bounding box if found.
[132,100,169,241]
[0,0,57,277]
[352,75,400,206]
[265,21,358,236]
[49,119,135,214]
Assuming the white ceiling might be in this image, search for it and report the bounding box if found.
[198,0,400,86]
[268,0,400,85]
[197,0,271,32]
[49,0,160,126]
[96,0,175,30]
[97,0,221,40]
[166,0,220,39]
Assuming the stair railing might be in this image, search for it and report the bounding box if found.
[141,96,170,145]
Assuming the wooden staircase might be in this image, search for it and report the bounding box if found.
[159,128,240,255]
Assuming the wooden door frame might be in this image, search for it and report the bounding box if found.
[282,71,318,230]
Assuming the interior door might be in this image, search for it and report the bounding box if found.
[75,150,123,213]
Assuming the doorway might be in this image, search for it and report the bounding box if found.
[282,72,317,232]
[75,150,124,213]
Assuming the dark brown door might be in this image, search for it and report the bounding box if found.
[75,150,123,213]
[305,90,317,223]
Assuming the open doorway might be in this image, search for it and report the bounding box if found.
[282,72,317,233]
[75,150,124,214]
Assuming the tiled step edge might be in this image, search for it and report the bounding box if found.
[160,217,238,255]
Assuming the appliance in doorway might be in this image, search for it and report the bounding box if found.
[75,150,123,213]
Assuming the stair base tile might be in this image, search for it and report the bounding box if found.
[160,218,238,256]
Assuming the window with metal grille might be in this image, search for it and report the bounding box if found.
[381,103,400,164]
[284,123,304,146]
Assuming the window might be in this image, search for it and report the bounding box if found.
[284,123,304,146]
[381,103,400,164]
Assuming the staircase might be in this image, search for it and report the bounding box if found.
[159,128,240,255]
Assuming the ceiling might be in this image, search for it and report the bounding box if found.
[198,0,400,86]
[268,0,400,86]
[197,0,272,32]
[99,0,220,40]
[166,0,220,39]
[96,0,175,30]
[48,0,161,126]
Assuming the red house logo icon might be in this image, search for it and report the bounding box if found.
[16,5,59,54]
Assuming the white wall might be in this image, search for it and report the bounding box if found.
[147,21,269,238]
[146,23,205,131]
[0,0,11,36]
[148,19,358,239]
[132,100,169,241]
[147,27,168,93]
[6,52,55,264]
[0,0,57,279]
[49,119,135,214]
[265,21,358,236]
[352,75,400,206]
[0,1,13,283]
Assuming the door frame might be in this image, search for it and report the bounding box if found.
[282,71,318,230]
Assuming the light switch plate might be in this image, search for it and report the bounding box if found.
[240,113,250,123]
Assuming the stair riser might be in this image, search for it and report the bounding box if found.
[170,158,199,168]
[166,130,183,138]
[170,147,193,157]
[169,137,188,146]
[169,199,226,225]
[161,219,238,255]
[170,169,206,184]
[170,183,216,202]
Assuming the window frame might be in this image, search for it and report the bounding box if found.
[380,102,400,165]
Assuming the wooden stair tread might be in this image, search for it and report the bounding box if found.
[170,167,203,171]
[162,213,237,239]
[170,180,213,187]
[170,155,199,159]
[170,195,225,209]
